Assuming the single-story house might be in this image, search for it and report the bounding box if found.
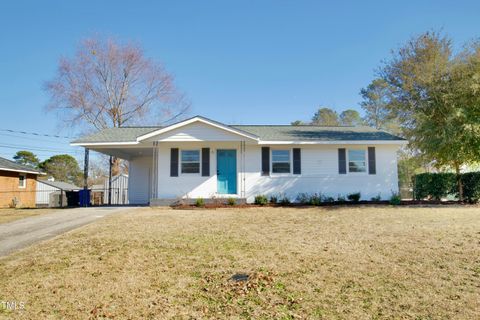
[0,156,44,208]
[71,116,407,205]
[36,178,80,207]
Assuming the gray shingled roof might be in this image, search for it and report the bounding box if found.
[0,156,43,174]
[72,127,161,144]
[72,124,404,144]
[232,125,404,141]
[37,180,80,191]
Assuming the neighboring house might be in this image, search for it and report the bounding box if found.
[72,116,407,205]
[0,156,44,208]
[36,179,80,207]
[90,174,129,205]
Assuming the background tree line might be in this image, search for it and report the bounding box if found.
[291,108,365,127]
[12,150,110,187]
[13,151,83,185]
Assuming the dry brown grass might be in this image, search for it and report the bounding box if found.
[0,206,479,319]
[0,208,56,224]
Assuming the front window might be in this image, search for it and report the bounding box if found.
[181,150,200,174]
[19,174,26,188]
[348,149,366,173]
[272,150,291,173]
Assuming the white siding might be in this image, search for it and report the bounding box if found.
[128,156,151,204]
[152,142,400,202]
[243,144,399,202]
[156,142,240,198]
[144,122,246,142]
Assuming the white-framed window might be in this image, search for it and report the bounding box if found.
[181,150,200,174]
[348,149,367,173]
[272,149,291,174]
[18,173,26,188]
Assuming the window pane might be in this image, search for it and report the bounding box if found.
[181,163,200,173]
[348,149,366,173]
[349,161,366,172]
[348,150,365,161]
[272,150,290,162]
[19,175,25,187]
[272,162,290,173]
[181,150,199,162]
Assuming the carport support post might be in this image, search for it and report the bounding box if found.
[108,155,113,205]
[83,148,89,207]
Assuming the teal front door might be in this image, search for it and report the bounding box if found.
[217,149,237,194]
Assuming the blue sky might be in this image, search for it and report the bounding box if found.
[0,0,479,161]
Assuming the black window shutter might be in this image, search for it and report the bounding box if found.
[202,148,210,176]
[368,147,376,175]
[261,147,270,176]
[170,148,179,177]
[338,148,346,174]
[293,148,301,174]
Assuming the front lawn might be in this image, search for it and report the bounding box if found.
[0,208,56,224]
[0,206,479,319]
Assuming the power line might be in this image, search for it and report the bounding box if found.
[0,128,74,139]
[0,144,83,155]
[0,133,73,144]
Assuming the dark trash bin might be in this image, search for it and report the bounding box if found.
[65,191,79,207]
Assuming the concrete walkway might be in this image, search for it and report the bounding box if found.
[0,207,138,257]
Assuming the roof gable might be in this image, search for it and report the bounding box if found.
[136,116,259,142]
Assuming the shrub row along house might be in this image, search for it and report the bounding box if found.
[0,156,44,207]
[72,116,406,205]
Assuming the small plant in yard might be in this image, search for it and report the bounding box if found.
[389,192,402,205]
[269,195,278,204]
[309,193,322,205]
[9,197,20,208]
[295,193,310,204]
[279,195,291,205]
[371,193,382,201]
[254,195,268,205]
[347,192,361,202]
[322,196,335,203]
[195,198,205,207]
[227,197,236,206]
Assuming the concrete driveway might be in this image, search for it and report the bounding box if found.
[0,206,138,257]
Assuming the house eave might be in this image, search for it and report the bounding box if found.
[0,167,45,175]
[258,140,408,145]
[70,141,140,147]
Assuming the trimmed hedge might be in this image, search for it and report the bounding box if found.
[414,173,457,200]
[413,172,480,202]
[462,172,480,202]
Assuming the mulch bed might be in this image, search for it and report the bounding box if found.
[172,200,478,210]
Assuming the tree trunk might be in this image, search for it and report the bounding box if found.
[455,163,463,202]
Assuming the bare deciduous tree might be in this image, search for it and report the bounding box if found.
[45,37,190,130]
